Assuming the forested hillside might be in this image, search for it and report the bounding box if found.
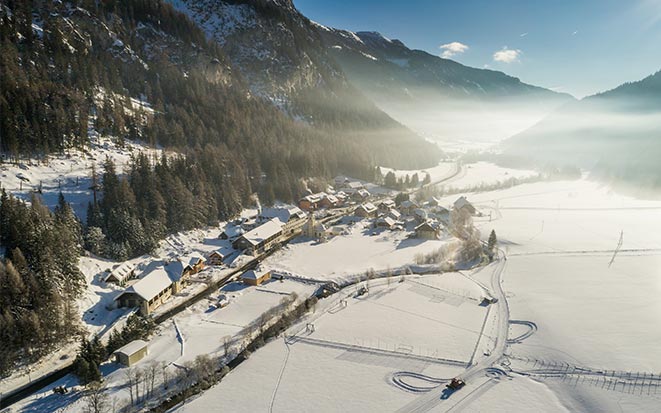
[0,191,83,375]
[0,0,440,175]
[505,70,661,188]
[0,0,441,375]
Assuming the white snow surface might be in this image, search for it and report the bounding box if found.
[175,177,661,412]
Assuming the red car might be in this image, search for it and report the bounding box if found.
[446,378,466,390]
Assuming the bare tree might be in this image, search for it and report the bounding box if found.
[177,361,196,402]
[222,336,232,357]
[125,368,136,406]
[258,313,269,335]
[161,361,170,390]
[84,381,109,413]
[146,362,159,398]
[134,368,144,404]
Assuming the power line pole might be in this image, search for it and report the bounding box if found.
[609,230,623,267]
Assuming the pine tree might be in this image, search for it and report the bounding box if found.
[488,230,498,259]
[422,173,431,186]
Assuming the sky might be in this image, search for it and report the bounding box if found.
[295,0,661,98]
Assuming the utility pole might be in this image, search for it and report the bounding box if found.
[609,230,624,267]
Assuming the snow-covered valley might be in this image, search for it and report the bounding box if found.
[167,178,661,413]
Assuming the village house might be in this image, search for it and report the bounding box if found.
[259,205,307,234]
[319,194,340,209]
[387,208,402,221]
[335,191,349,204]
[344,181,364,193]
[232,219,283,255]
[240,268,272,286]
[426,196,443,208]
[355,202,378,218]
[351,188,371,201]
[413,208,428,223]
[454,196,477,215]
[166,253,206,285]
[104,262,136,285]
[375,216,396,230]
[114,340,148,367]
[219,224,244,241]
[399,200,419,216]
[298,193,325,211]
[415,221,441,240]
[377,199,396,213]
[114,266,178,316]
[207,249,229,265]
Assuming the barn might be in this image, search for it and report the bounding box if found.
[240,268,272,286]
[114,340,148,367]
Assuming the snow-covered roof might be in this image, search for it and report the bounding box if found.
[302,193,325,203]
[379,199,395,208]
[182,253,206,268]
[241,268,271,280]
[239,219,283,247]
[104,262,135,283]
[324,194,339,204]
[415,221,438,232]
[209,248,229,258]
[400,200,419,209]
[222,224,244,239]
[346,181,363,189]
[116,267,174,302]
[357,202,377,213]
[454,196,473,210]
[377,217,396,227]
[114,339,148,357]
[387,209,402,219]
[260,206,306,223]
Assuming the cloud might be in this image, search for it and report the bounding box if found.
[493,47,522,63]
[439,41,469,58]
[520,32,528,37]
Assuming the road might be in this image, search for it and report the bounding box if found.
[396,251,509,413]
[409,162,463,196]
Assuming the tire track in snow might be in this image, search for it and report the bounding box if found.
[269,338,291,413]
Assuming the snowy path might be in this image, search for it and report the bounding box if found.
[268,339,291,413]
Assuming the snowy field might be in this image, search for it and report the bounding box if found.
[264,220,452,282]
[172,273,489,413]
[439,161,538,192]
[461,178,661,411]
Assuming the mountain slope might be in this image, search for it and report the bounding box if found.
[505,70,661,187]
[316,26,573,142]
[0,0,439,173]
[167,0,425,132]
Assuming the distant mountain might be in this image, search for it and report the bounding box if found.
[167,0,413,129]
[315,26,573,142]
[505,70,661,187]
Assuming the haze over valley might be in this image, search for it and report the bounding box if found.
[1,1,661,412]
